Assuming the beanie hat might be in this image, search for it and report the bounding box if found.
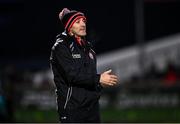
[59,8,86,32]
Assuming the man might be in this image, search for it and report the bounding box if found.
[50,8,119,123]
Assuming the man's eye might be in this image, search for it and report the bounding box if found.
[76,20,80,23]
[83,19,86,23]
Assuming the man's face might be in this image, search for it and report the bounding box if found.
[69,17,86,37]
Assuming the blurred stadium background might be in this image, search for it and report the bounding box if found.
[1,0,180,122]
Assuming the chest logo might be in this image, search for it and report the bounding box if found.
[72,54,81,59]
[89,52,94,60]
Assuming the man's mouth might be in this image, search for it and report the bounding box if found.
[80,28,86,31]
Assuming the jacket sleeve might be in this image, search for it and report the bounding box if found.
[53,43,100,87]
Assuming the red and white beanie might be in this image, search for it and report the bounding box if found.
[59,8,86,32]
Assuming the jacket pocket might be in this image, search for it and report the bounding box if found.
[70,87,86,108]
[63,86,73,109]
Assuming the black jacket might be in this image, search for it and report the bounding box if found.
[50,32,102,110]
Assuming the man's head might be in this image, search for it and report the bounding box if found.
[59,8,87,37]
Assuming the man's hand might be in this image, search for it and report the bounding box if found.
[100,69,119,87]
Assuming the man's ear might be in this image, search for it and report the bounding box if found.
[69,31,74,36]
[69,29,74,36]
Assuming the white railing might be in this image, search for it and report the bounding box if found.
[97,33,180,82]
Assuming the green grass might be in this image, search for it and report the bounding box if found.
[100,107,180,123]
[13,107,180,123]
[14,108,59,123]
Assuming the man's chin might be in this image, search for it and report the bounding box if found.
[80,33,86,37]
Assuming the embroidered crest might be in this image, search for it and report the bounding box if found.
[89,52,94,59]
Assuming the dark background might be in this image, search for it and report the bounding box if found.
[1,0,180,123]
[1,0,180,60]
